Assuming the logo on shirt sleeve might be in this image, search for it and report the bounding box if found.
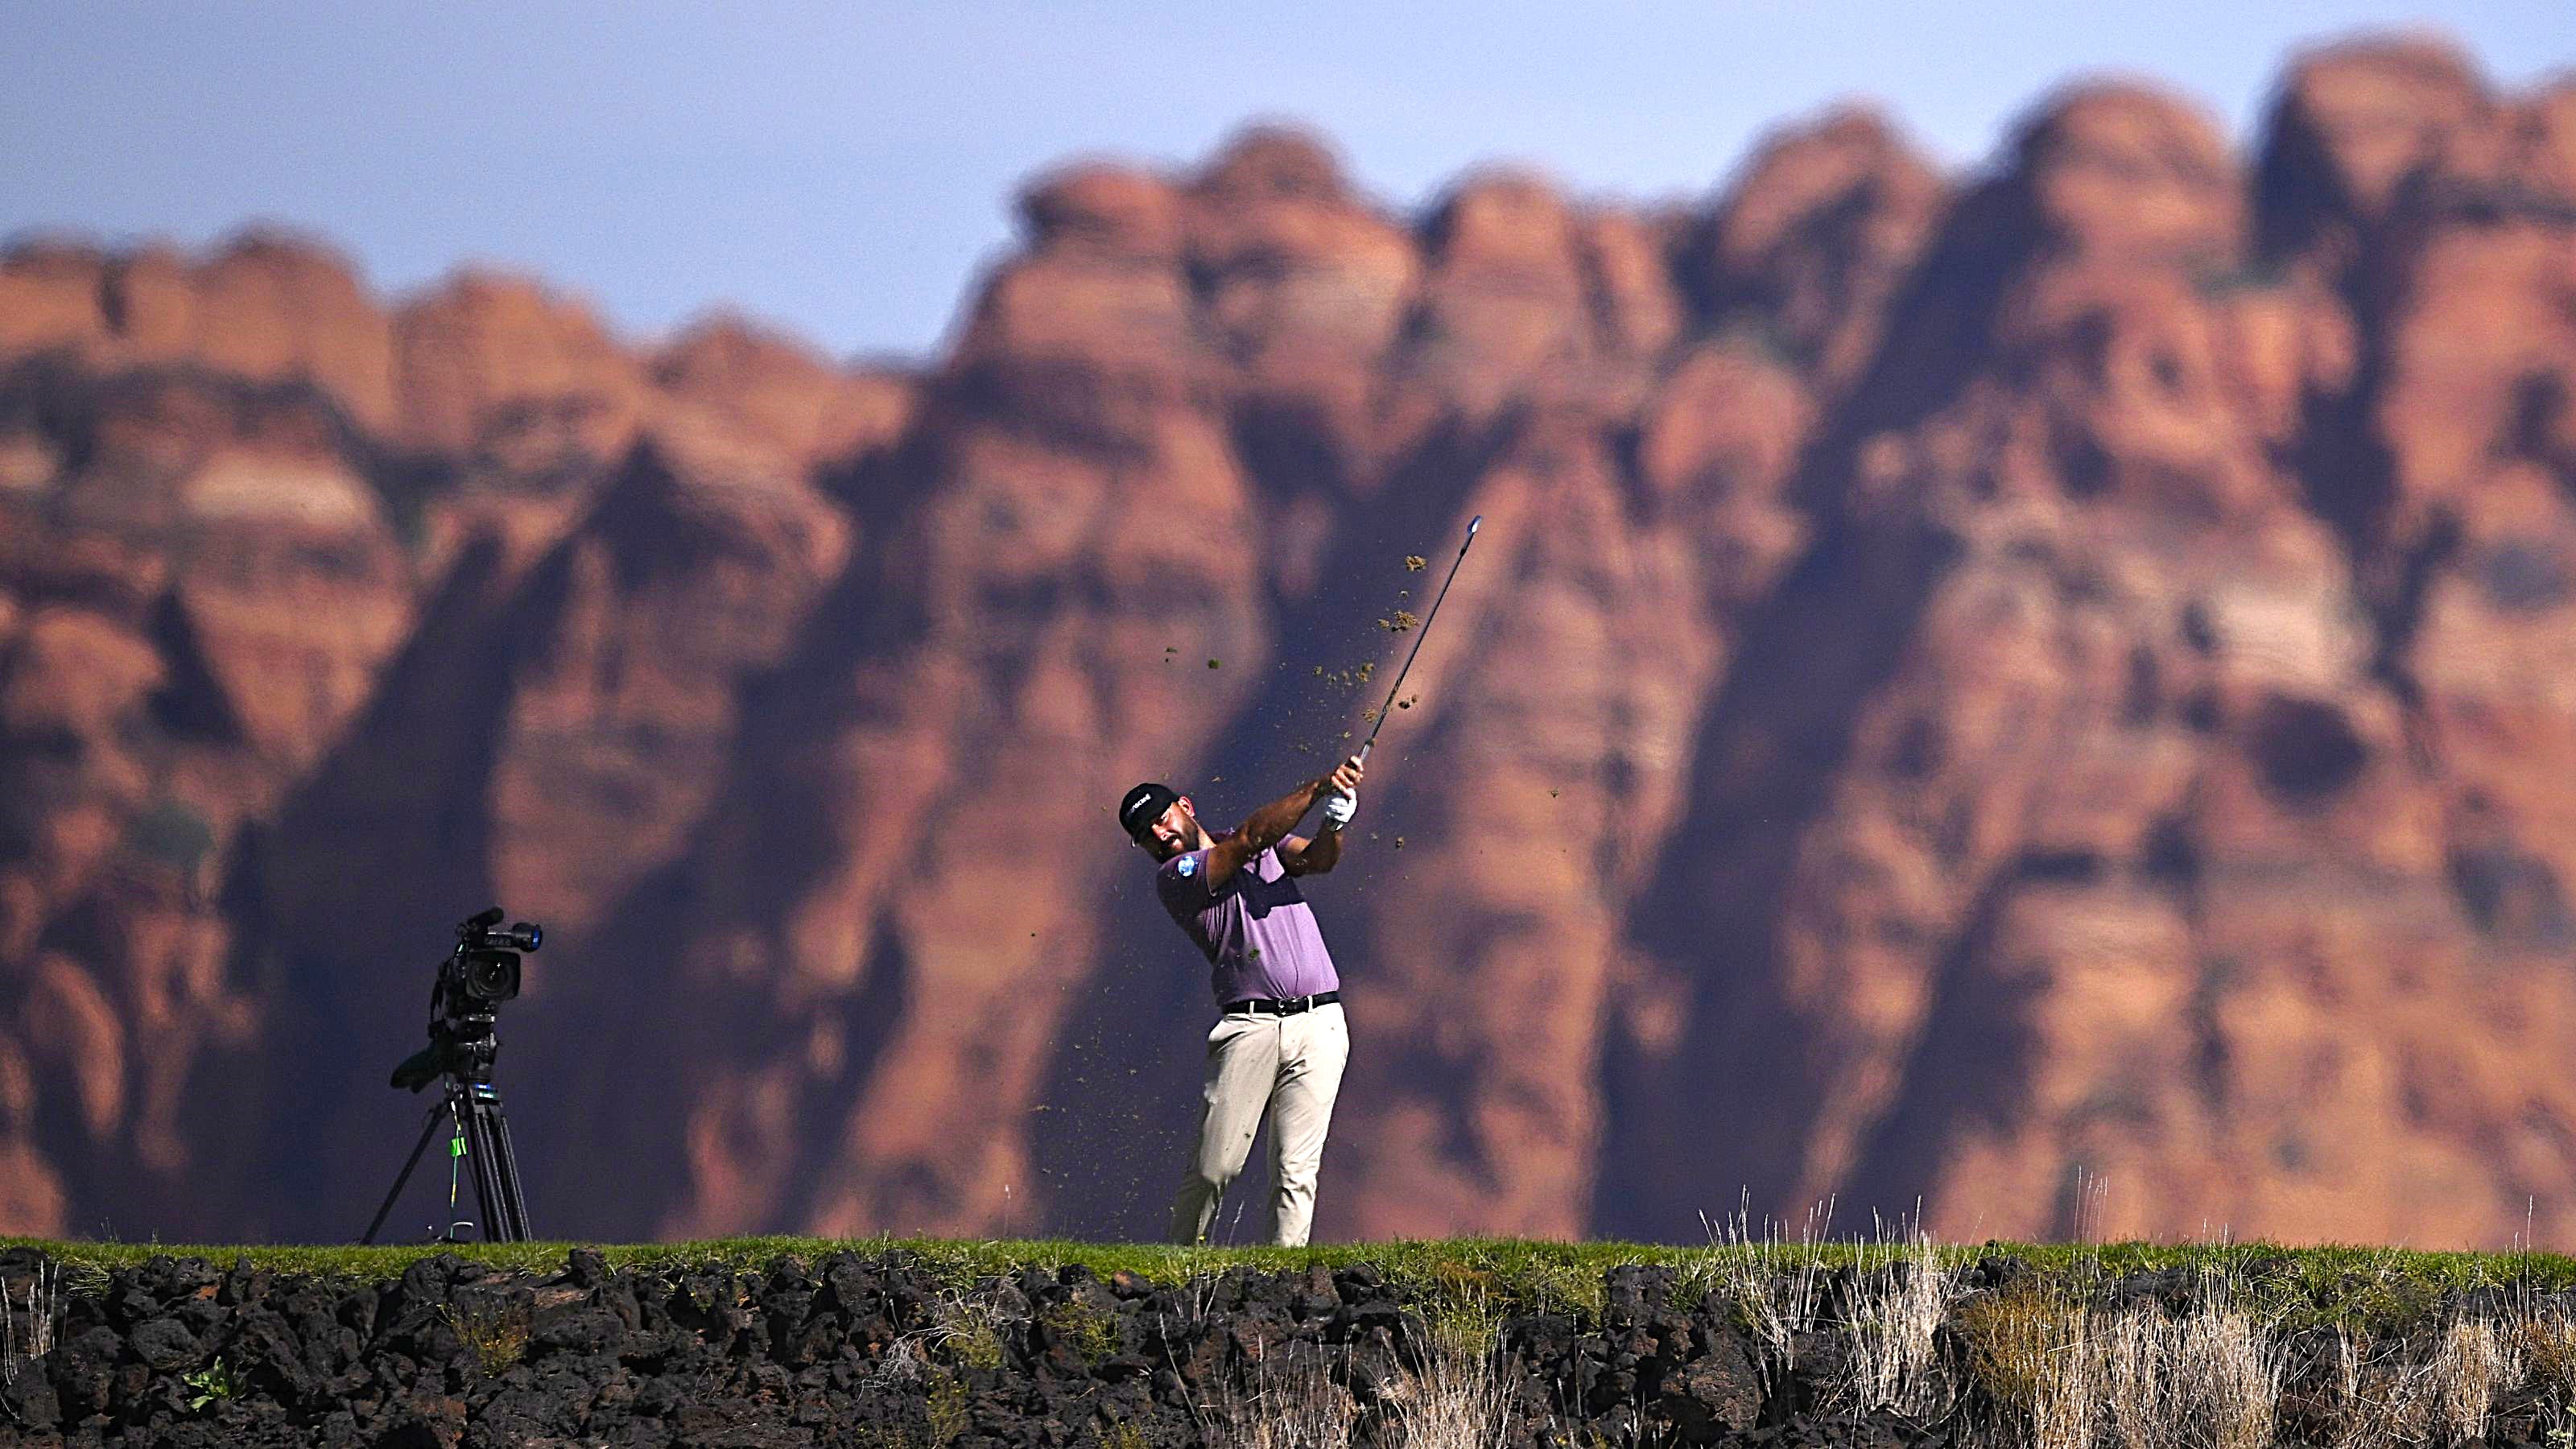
[1176,854,1199,877]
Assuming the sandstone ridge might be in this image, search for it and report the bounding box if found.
[3,35,2575,1249]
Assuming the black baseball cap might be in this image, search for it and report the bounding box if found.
[1119,782,1180,842]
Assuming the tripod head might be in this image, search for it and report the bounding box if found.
[389,907,543,1092]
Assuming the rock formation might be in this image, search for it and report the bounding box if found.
[3,35,2574,1249]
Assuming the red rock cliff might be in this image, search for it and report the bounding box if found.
[4,35,2574,1248]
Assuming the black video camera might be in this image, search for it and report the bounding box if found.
[389,907,543,1092]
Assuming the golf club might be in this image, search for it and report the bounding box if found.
[1356,514,1481,765]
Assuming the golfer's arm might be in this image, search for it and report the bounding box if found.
[1208,777,1329,884]
[1286,827,1343,875]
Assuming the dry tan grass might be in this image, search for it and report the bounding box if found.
[1230,1350,1356,1449]
[2029,1311,2105,1449]
[1954,1289,2099,1449]
[1698,1198,1831,1376]
[1389,1340,1513,1449]
[1836,1222,1963,1420]
[1215,1330,1511,1449]
[1219,1245,2571,1449]
[2430,1315,2520,1442]
[1953,1273,2283,1449]
[2326,1330,2439,1449]
[2512,1295,2576,1435]
[1340,1241,2574,1449]
[2309,1311,2534,1449]
[2098,1307,2161,1447]
[2,1260,57,1384]
[2162,1306,2284,1449]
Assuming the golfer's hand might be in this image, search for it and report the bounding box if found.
[1322,789,1359,831]
[1327,754,1364,795]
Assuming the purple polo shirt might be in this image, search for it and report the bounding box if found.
[1156,834,1341,1007]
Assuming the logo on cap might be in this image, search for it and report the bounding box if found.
[1120,782,1179,840]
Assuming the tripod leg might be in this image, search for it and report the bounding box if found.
[487,1104,533,1241]
[361,1104,450,1245]
[463,1097,502,1242]
[464,1088,534,1242]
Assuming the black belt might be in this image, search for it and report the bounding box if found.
[1223,991,1340,1016]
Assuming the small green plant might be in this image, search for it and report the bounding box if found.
[1041,1297,1120,1364]
[184,1356,237,1410]
[930,1297,1005,1371]
[926,1366,971,1447]
[1517,1256,1605,1320]
[1425,1282,1501,1367]
[1952,1286,2079,1414]
[440,1297,531,1376]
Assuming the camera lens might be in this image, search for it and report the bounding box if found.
[457,948,521,1005]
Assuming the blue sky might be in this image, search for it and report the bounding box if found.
[2,2,2566,364]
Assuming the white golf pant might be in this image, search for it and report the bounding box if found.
[1169,1002,1348,1247]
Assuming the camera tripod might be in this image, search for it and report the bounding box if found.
[361,1061,532,1245]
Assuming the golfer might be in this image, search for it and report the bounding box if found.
[1120,754,1366,1247]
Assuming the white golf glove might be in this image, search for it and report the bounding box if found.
[1322,790,1359,831]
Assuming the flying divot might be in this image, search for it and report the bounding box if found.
[1356,515,1480,767]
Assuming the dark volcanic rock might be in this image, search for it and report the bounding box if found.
[6,34,2576,1253]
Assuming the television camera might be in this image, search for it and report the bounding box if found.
[361,908,543,1244]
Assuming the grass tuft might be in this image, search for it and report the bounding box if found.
[440,1294,531,1377]
[2,1256,56,1383]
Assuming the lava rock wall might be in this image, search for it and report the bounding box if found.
[3,36,2575,1246]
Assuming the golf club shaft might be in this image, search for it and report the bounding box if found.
[1357,514,1481,764]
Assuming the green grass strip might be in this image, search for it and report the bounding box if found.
[10,1235,2576,1336]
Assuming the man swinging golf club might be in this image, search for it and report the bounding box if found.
[1122,514,1481,1246]
[1121,755,1364,1247]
